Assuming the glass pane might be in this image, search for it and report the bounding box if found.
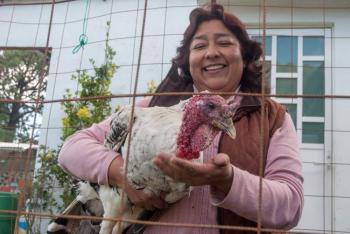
[302,122,324,144]
[276,78,297,95]
[303,98,324,117]
[303,36,324,56]
[303,59,325,92]
[303,61,325,116]
[277,36,298,73]
[263,60,271,86]
[282,104,297,128]
[252,36,272,56]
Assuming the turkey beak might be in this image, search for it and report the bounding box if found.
[212,118,236,139]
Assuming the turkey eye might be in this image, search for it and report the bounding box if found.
[208,102,216,110]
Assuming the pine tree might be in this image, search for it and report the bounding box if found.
[0,49,49,143]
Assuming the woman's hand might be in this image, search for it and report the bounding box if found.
[123,184,168,211]
[153,153,234,195]
[108,156,167,210]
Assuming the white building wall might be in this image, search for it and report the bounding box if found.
[0,0,349,232]
[219,3,350,232]
[1,0,197,149]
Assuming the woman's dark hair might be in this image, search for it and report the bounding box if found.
[149,3,267,107]
[174,3,265,93]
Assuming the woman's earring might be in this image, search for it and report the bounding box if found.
[177,67,184,78]
[177,67,192,81]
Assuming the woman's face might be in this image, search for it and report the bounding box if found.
[189,20,244,92]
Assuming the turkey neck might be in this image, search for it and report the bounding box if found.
[175,107,203,160]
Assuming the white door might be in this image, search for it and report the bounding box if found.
[249,28,334,232]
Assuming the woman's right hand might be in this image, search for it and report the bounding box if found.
[124,184,168,210]
[108,156,167,210]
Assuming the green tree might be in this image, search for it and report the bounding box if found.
[0,49,49,143]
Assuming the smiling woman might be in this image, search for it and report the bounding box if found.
[146,3,303,234]
[57,3,303,234]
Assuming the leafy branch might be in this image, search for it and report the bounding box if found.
[26,22,117,233]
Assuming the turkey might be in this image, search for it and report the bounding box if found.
[48,93,238,234]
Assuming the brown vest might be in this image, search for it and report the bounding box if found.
[218,95,286,234]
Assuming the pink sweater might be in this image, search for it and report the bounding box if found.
[58,97,303,233]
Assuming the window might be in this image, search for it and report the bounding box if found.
[303,61,325,117]
[251,30,329,145]
[276,78,297,95]
[302,122,324,144]
[252,36,272,56]
[303,36,325,56]
[277,36,298,73]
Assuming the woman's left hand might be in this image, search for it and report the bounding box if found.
[153,153,234,194]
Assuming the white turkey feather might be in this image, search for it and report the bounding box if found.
[100,101,193,234]
[108,102,194,201]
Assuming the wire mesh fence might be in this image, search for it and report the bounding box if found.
[0,0,349,233]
